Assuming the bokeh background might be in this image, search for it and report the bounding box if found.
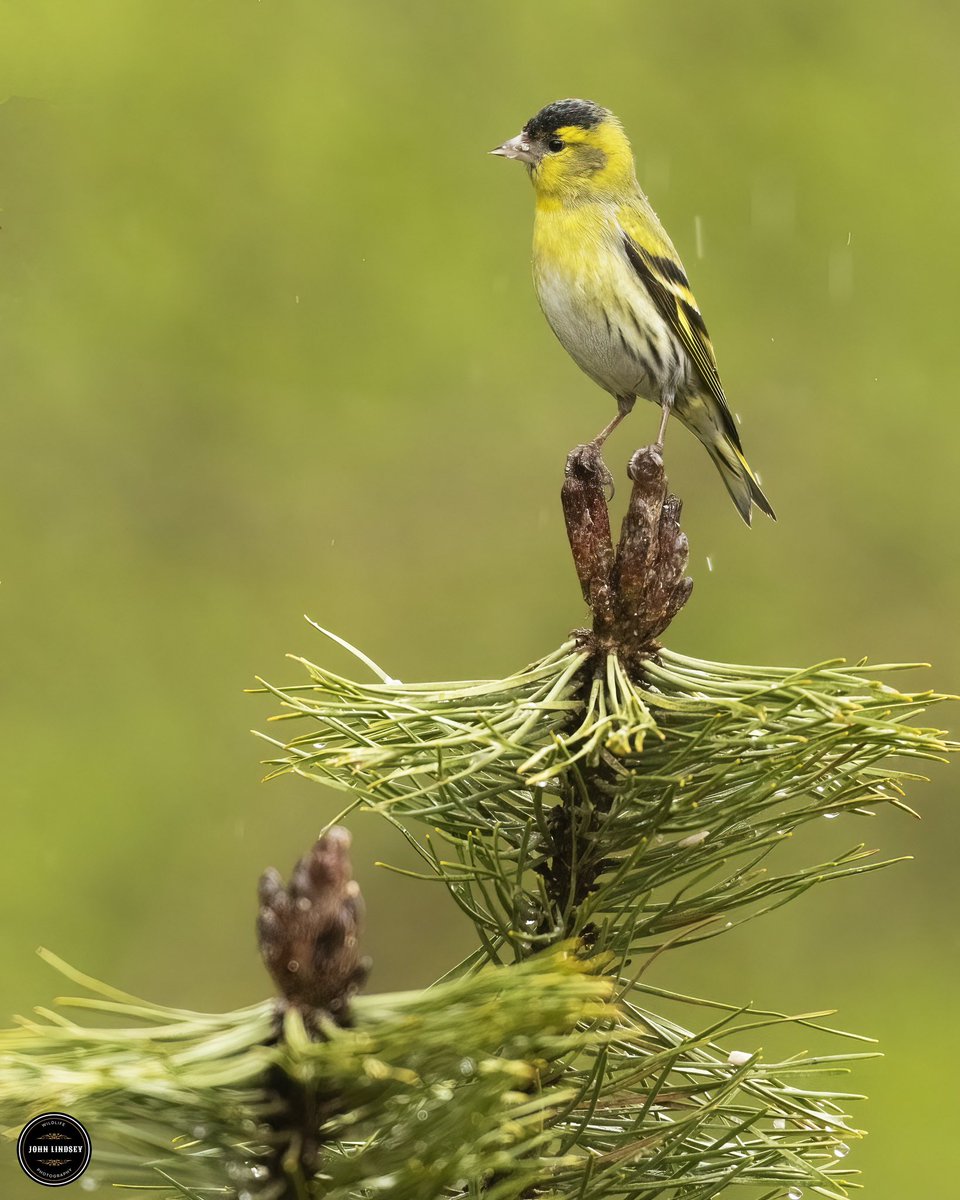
[1,1,957,1195]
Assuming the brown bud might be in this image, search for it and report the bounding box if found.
[257,828,369,1017]
[561,444,616,627]
[564,443,693,656]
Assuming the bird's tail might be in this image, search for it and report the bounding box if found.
[705,433,776,526]
[676,394,775,525]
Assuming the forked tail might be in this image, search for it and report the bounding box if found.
[672,393,776,525]
[706,433,776,525]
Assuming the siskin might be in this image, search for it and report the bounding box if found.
[493,98,774,524]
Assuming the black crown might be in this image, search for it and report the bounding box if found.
[524,98,605,140]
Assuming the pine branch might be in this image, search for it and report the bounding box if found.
[0,943,873,1199]
[0,942,615,1198]
[255,830,369,1199]
[250,445,956,1198]
[255,630,951,962]
[1,445,953,1200]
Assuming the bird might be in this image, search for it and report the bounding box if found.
[492,98,775,524]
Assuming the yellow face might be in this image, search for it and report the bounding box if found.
[492,99,637,204]
[530,119,636,201]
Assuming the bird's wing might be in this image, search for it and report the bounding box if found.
[616,202,739,442]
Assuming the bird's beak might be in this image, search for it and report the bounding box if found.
[490,133,537,164]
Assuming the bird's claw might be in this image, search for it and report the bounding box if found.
[627,443,665,486]
[567,442,615,500]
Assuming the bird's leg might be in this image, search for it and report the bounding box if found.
[584,396,636,499]
[655,393,674,449]
[591,409,627,450]
[591,395,636,449]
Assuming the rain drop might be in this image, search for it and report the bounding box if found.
[834,1142,850,1159]
[694,215,706,259]
[787,1189,803,1200]
[823,812,840,820]
[677,829,710,848]
[727,1049,752,1066]
[460,1057,476,1076]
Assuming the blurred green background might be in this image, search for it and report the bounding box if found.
[1,1,957,1194]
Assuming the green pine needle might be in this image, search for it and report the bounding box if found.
[255,629,954,960]
[1,949,872,1199]
[246,624,956,1197]
[1,623,952,1199]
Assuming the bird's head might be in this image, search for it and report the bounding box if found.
[492,98,636,202]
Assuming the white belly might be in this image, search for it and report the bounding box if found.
[533,228,685,402]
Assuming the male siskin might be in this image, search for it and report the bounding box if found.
[493,98,775,525]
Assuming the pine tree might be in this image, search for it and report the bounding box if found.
[1,447,953,1200]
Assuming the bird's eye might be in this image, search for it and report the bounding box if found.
[547,138,564,153]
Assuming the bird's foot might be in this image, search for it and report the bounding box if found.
[630,443,665,483]
[569,441,615,500]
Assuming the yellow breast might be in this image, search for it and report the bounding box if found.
[532,200,610,277]
[530,200,679,401]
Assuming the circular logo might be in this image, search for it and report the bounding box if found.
[17,1112,91,1186]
